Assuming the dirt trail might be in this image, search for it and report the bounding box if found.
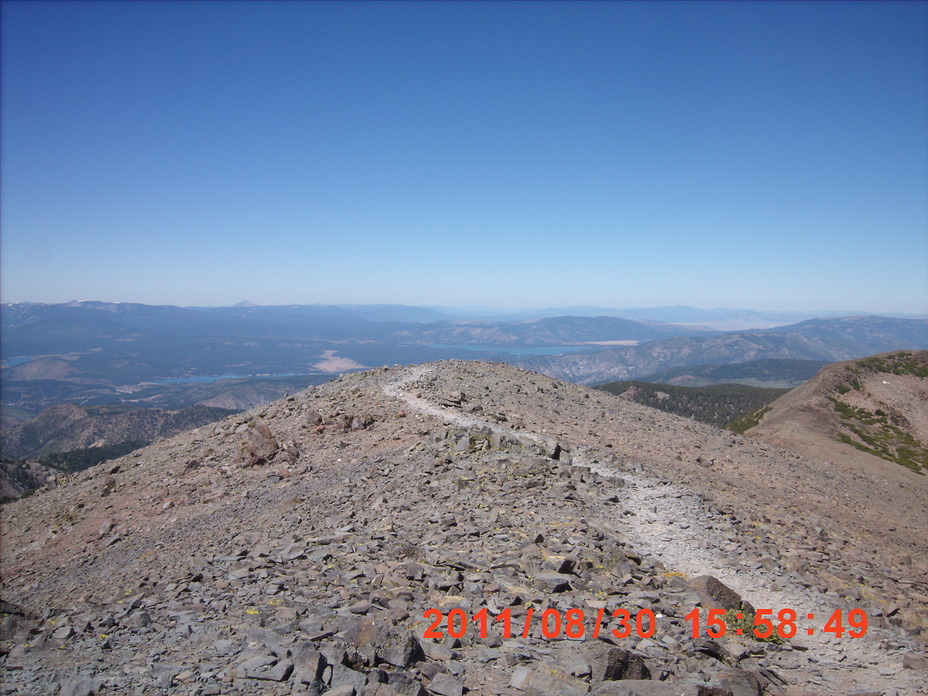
[383,364,927,695]
[607,473,917,692]
[383,363,557,449]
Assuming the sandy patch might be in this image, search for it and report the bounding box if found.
[6,358,74,380]
[312,350,366,373]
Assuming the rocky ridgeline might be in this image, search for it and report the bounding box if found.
[1,361,926,696]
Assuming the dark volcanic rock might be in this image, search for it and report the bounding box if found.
[595,647,651,681]
[692,575,756,615]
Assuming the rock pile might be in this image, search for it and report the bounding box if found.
[2,361,926,695]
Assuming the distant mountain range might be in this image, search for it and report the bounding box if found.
[505,305,927,329]
[2,302,925,416]
[519,316,928,384]
[389,315,709,346]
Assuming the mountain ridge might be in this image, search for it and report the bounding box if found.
[0,403,237,460]
[636,358,828,388]
[744,350,928,474]
[594,381,789,428]
[2,360,926,694]
[4,303,924,417]
[520,316,928,384]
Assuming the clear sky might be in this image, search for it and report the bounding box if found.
[2,1,926,313]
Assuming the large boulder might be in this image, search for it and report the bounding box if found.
[240,424,279,466]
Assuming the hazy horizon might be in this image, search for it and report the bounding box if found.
[2,2,926,314]
[2,297,925,321]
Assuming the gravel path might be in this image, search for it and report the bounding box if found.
[383,363,928,695]
[603,471,919,692]
[383,363,556,450]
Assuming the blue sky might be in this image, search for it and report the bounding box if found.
[2,1,926,313]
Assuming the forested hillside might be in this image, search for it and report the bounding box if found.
[596,380,790,428]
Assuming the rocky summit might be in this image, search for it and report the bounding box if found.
[2,360,927,696]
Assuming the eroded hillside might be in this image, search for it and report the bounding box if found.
[1,403,237,460]
[744,351,928,474]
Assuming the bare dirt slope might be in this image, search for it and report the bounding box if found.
[745,351,928,475]
[1,403,236,461]
[2,360,926,695]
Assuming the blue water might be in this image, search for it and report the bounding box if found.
[427,344,595,356]
[2,355,41,367]
[145,373,311,384]
[146,374,245,384]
